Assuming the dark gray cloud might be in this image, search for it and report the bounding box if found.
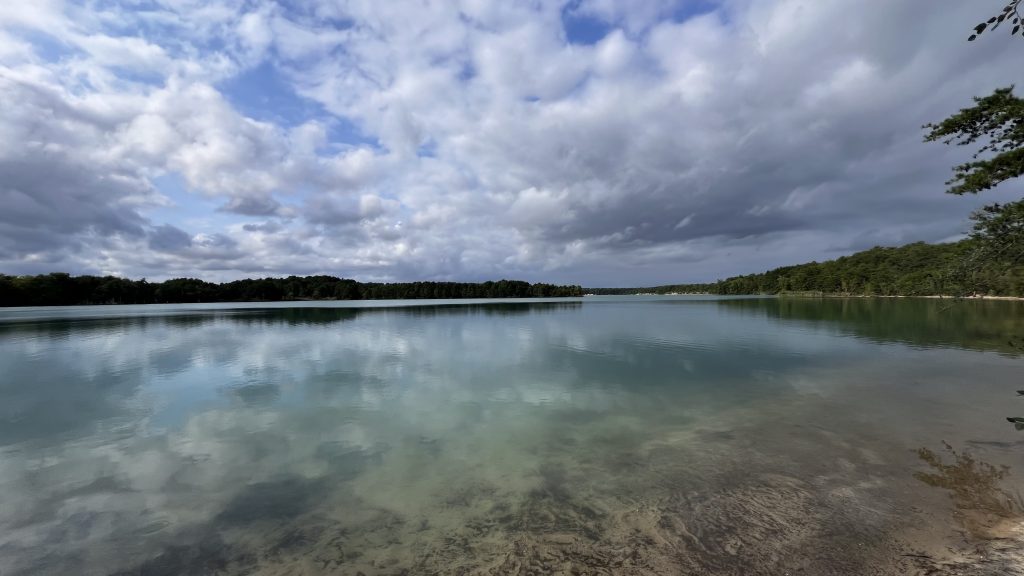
[242,221,284,233]
[0,85,151,251]
[149,224,193,252]
[219,195,284,217]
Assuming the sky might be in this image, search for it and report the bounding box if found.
[0,0,1022,287]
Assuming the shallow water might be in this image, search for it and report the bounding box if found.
[1,296,1022,575]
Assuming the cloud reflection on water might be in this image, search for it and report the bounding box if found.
[0,298,1021,574]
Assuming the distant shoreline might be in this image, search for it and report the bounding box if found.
[585,293,1024,301]
[777,293,1024,301]
[0,274,585,307]
[584,292,714,296]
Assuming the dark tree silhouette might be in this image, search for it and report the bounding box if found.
[969,1,1023,41]
[0,274,584,307]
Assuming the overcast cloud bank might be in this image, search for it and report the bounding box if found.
[0,0,1022,285]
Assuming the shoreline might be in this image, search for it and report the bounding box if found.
[589,293,1024,301]
[777,293,1024,301]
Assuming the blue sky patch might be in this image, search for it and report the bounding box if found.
[148,173,241,233]
[561,9,612,45]
[19,29,77,62]
[221,61,378,149]
[220,61,320,127]
[670,1,721,24]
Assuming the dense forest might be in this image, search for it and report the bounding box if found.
[588,239,1023,297]
[0,274,584,307]
[3,238,1020,307]
[586,283,715,295]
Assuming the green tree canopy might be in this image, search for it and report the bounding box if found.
[971,201,1024,266]
[924,87,1024,281]
[924,87,1024,195]
[588,240,1023,298]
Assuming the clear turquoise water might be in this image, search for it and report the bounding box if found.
[0,296,1022,575]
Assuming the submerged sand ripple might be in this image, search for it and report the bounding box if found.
[100,416,1024,576]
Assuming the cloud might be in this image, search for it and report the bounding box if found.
[218,195,284,217]
[0,0,1022,284]
[149,224,193,252]
[242,221,283,234]
[0,71,153,266]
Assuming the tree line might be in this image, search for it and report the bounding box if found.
[0,274,584,307]
[588,238,1022,297]
[5,234,1018,306]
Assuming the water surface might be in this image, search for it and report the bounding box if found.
[1,296,1022,575]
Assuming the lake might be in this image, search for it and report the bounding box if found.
[1,296,1022,575]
